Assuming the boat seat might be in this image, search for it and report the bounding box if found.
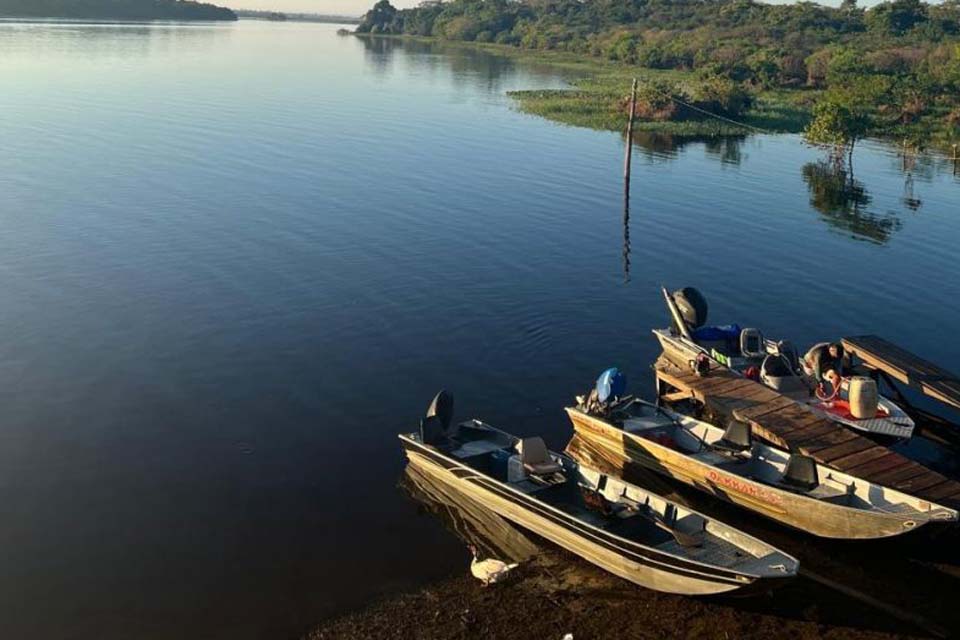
[517,437,563,476]
[740,328,765,359]
[712,420,752,454]
[777,454,819,492]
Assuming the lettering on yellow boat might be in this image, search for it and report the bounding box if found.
[705,470,784,507]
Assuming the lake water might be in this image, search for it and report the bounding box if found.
[1,19,959,640]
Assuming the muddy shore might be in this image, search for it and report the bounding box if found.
[306,550,923,640]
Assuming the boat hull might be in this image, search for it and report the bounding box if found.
[566,409,937,539]
[400,436,767,595]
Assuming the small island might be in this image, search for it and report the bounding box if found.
[0,0,237,21]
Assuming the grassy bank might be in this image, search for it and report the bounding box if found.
[353,34,815,136]
[508,69,815,135]
[354,33,960,148]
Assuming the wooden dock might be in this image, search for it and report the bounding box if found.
[842,335,960,411]
[654,356,960,509]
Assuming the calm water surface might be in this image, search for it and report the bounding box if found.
[1,20,959,639]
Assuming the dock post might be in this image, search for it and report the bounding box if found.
[624,78,637,199]
[953,144,958,176]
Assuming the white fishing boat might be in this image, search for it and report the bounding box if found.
[566,395,957,539]
[653,286,915,439]
[400,391,798,595]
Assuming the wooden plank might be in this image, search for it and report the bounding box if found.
[800,435,874,463]
[892,473,952,494]
[695,376,748,397]
[830,445,891,469]
[843,335,960,410]
[734,396,796,422]
[868,463,932,486]
[843,452,905,477]
[790,422,842,445]
[802,428,858,453]
[760,409,825,440]
[662,390,693,403]
[918,481,960,500]
[705,378,756,399]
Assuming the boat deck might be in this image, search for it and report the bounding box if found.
[653,356,960,509]
[842,335,960,411]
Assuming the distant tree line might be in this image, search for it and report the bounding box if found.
[0,0,237,21]
[356,0,960,144]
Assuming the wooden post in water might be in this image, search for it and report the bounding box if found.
[953,144,958,176]
[624,78,638,198]
[622,78,637,282]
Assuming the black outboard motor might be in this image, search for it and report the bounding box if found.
[421,390,454,446]
[672,287,708,330]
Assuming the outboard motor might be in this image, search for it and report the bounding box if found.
[421,390,454,446]
[584,368,627,415]
[671,287,708,330]
[426,390,454,430]
[596,367,626,404]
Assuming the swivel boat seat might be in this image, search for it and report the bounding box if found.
[778,454,819,492]
[713,420,753,455]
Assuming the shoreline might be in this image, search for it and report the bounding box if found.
[351,32,959,154]
[305,550,918,640]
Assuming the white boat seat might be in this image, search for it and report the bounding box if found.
[518,437,563,476]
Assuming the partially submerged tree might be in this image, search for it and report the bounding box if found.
[804,95,869,166]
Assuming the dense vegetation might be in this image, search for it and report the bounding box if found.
[356,0,960,147]
[0,0,237,20]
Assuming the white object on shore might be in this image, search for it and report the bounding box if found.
[469,546,518,586]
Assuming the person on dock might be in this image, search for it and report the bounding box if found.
[802,342,844,394]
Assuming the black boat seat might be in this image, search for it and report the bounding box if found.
[518,437,563,476]
[713,420,752,453]
[778,454,819,492]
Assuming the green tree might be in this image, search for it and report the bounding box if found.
[804,95,870,163]
[866,0,928,34]
[357,0,398,33]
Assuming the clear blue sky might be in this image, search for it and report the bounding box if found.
[228,0,901,20]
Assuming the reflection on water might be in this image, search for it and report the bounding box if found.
[629,132,747,165]
[359,34,571,93]
[0,20,232,59]
[801,158,902,244]
[622,198,631,282]
[899,154,924,212]
[400,460,540,565]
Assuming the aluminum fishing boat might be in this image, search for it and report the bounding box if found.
[653,286,915,439]
[566,396,956,539]
[400,391,798,595]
